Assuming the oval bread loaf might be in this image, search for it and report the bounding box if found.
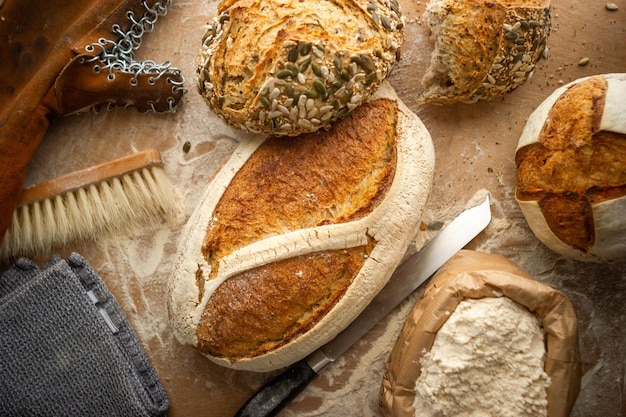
[196,0,405,136]
[168,83,435,372]
[515,73,626,262]
[421,0,551,104]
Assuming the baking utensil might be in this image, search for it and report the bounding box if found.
[233,195,492,417]
[0,149,177,259]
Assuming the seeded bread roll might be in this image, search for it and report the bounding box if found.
[168,83,435,372]
[515,73,626,262]
[196,0,405,136]
[421,0,551,104]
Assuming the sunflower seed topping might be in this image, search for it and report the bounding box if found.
[266,87,279,100]
[319,105,334,115]
[199,0,405,136]
[381,15,393,30]
[297,119,313,129]
[312,46,324,58]
[289,107,298,121]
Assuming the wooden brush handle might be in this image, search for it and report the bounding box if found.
[18,149,164,206]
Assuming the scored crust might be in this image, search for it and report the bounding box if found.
[169,83,435,371]
[515,74,626,262]
[196,0,405,136]
[421,0,551,104]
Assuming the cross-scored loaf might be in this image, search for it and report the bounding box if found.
[515,73,626,262]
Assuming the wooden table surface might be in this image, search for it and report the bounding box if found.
[9,0,626,416]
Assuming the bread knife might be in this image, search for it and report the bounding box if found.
[233,195,492,417]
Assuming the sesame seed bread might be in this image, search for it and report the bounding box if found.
[421,0,551,104]
[196,0,405,136]
[515,73,626,262]
[168,83,435,372]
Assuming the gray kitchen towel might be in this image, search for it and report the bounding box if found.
[0,253,169,417]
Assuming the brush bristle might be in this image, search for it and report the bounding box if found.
[0,166,178,259]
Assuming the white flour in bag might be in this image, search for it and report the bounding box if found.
[412,296,551,417]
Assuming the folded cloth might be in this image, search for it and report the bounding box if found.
[0,253,169,417]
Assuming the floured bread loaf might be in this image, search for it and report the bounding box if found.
[421,0,551,104]
[196,0,405,136]
[168,83,434,372]
[380,250,581,417]
[516,73,626,262]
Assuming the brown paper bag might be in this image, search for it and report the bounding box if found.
[380,250,581,417]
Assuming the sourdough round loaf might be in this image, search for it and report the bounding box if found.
[421,0,551,104]
[168,83,434,372]
[196,0,405,136]
[380,250,581,417]
[515,73,626,262]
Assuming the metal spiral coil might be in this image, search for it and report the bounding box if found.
[84,0,186,111]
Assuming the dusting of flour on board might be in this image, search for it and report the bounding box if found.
[282,295,418,416]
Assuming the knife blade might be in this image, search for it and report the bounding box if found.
[233,195,492,417]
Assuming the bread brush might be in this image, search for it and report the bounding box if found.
[0,149,178,259]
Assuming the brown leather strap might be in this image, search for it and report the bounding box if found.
[51,55,185,114]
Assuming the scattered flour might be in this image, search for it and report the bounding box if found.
[412,296,551,417]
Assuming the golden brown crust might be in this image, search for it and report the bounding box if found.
[421,0,551,104]
[199,241,375,358]
[516,76,626,252]
[202,98,398,278]
[197,0,405,135]
[197,98,398,359]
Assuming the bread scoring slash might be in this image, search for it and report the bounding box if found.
[196,0,405,136]
[516,73,626,262]
[168,84,435,372]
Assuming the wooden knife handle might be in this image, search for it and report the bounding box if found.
[233,359,317,417]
